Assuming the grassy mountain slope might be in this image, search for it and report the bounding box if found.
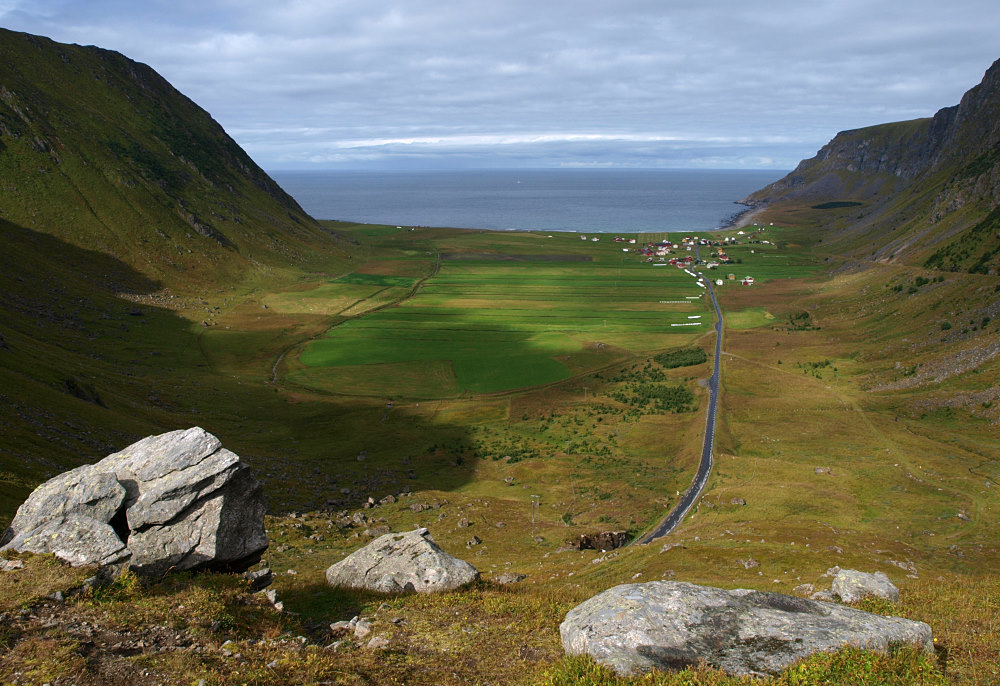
[0,28,357,514]
[0,28,348,291]
[743,58,1000,275]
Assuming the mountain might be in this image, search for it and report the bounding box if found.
[0,28,347,291]
[0,29,354,506]
[743,58,1000,275]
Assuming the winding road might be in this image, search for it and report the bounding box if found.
[636,245,723,544]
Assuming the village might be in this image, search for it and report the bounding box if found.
[577,223,773,287]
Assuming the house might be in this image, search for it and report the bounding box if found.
[742,276,755,286]
[727,273,736,280]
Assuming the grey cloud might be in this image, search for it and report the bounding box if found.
[3,0,1000,168]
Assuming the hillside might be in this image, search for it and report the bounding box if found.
[743,58,1000,274]
[0,28,354,509]
[0,28,348,291]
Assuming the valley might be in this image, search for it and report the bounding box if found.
[2,27,1000,686]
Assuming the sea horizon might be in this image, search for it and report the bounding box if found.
[270,168,786,233]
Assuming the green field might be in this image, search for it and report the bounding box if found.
[295,229,714,396]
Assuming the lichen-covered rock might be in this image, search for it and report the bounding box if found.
[325,527,479,593]
[1,428,267,577]
[0,466,125,548]
[832,569,900,603]
[560,580,933,677]
[1,514,130,567]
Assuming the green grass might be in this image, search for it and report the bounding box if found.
[295,228,713,396]
[725,307,776,329]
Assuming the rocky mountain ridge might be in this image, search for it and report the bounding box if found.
[743,58,1000,273]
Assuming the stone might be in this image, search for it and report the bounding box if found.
[244,568,273,592]
[353,619,372,640]
[832,569,899,603]
[792,583,815,596]
[1,514,130,568]
[467,535,482,547]
[329,620,352,637]
[560,580,933,677]
[0,559,25,571]
[409,503,431,513]
[367,635,390,650]
[736,557,760,569]
[1,428,267,578]
[457,517,470,528]
[576,531,628,551]
[495,572,527,585]
[325,527,479,594]
[729,497,746,506]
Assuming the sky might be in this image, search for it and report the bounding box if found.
[2,1,1000,171]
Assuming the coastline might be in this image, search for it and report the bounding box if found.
[721,201,768,230]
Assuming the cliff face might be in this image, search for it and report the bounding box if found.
[0,29,346,290]
[743,58,1000,274]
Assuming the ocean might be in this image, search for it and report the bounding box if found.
[269,169,785,233]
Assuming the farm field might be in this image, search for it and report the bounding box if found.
[289,227,718,397]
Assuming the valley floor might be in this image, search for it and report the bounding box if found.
[2,220,999,684]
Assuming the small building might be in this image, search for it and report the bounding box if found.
[742,276,755,286]
[715,279,724,286]
[727,273,736,280]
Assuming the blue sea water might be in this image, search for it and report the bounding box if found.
[269,169,785,233]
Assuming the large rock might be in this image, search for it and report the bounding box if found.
[325,527,479,593]
[1,427,267,577]
[560,581,933,677]
[832,569,900,603]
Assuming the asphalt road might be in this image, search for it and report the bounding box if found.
[635,246,722,544]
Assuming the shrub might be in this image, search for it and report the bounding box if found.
[654,348,708,369]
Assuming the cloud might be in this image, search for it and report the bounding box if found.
[4,1,1000,168]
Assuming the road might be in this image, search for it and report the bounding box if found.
[635,245,722,544]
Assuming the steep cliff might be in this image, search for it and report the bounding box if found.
[744,58,1000,274]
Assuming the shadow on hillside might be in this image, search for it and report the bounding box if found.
[0,220,484,519]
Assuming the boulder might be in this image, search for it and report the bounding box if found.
[832,569,899,603]
[560,580,932,677]
[1,427,267,577]
[325,527,479,593]
[576,531,628,551]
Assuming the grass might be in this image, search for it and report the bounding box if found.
[293,226,712,396]
[3,208,1000,684]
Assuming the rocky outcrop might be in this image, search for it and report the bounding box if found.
[325,527,479,593]
[1,427,267,577]
[832,569,899,603]
[560,581,933,677]
[741,57,1000,270]
[575,531,628,551]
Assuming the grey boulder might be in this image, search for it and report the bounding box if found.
[560,580,933,677]
[832,569,899,603]
[326,527,479,593]
[1,427,267,577]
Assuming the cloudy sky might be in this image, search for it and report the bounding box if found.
[2,0,999,170]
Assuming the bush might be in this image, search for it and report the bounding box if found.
[654,348,708,369]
